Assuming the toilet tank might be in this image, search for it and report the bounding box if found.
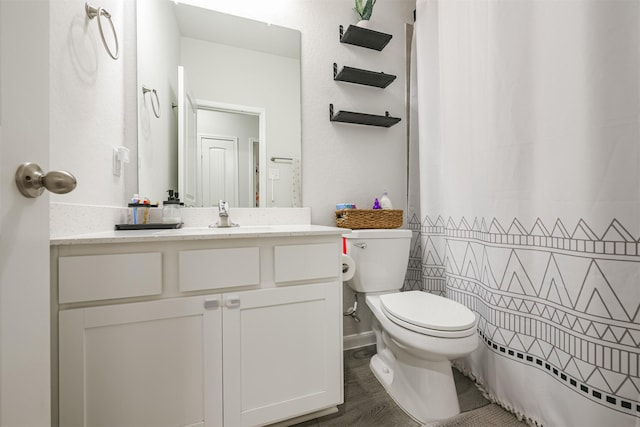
[344,229,412,293]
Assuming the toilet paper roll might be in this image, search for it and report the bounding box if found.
[341,254,355,281]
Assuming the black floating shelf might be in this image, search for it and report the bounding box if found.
[339,25,392,51]
[329,104,401,128]
[333,63,396,88]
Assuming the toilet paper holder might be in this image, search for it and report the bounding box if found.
[341,254,356,282]
[343,293,360,323]
[341,253,359,322]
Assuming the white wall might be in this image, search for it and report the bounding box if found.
[50,0,137,206]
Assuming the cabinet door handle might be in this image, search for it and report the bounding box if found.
[204,299,220,310]
[225,295,240,308]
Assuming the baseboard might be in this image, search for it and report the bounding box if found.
[268,406,338,426]
[343,331,376,350]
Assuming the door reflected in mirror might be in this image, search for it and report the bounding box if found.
[136,0,301,207]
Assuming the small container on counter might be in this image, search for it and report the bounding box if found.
[162,190,184,224]
[128,200,155,225]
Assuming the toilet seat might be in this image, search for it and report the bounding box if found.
[380,291,477,338]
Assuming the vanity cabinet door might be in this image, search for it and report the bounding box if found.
[59,295,223,427]
[222,282,342,427]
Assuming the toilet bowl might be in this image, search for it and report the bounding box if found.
[344,229,479,423]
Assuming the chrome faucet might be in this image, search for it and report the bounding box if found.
[215,200,234,227]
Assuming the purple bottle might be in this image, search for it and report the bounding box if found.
[372,198,381,209]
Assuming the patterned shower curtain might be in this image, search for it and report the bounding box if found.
[406,1,640,426]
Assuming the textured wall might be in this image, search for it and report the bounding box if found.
[50,0,138,206]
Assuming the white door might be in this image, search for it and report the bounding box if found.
[199,135,238,207]
[0,1,52,426]
[178,66,198,206]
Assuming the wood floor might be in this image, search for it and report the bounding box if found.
[294,345,490,427]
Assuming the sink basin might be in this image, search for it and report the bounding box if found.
[151,225,274,236]
[205,225,274,233]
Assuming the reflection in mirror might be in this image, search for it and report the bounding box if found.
[136,0,301,207]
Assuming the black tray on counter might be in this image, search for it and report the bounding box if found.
[115,223,183,230]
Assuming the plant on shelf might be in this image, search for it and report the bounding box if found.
[354,0,376,27]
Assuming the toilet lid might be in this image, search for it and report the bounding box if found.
[380,291,476,332]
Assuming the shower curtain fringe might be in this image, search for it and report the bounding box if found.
[452,361,543,427]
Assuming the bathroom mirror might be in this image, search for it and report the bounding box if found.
[136,0,301,207]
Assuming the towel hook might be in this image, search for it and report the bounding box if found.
[142,86,160,118]
[85,2,119,60]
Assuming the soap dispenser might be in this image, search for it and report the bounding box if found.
[162,190,183,224]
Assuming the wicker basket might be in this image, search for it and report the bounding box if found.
[335,209,403,229]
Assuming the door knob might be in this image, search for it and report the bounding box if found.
[15,162,77,198]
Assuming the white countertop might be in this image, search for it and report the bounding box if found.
[51,224,349,245]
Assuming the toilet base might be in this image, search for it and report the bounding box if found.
[364,294,477,423]
[369,350,461,424]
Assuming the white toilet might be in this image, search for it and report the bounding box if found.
[344,229,479,423]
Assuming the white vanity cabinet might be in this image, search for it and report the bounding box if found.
[52,230,344,427]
